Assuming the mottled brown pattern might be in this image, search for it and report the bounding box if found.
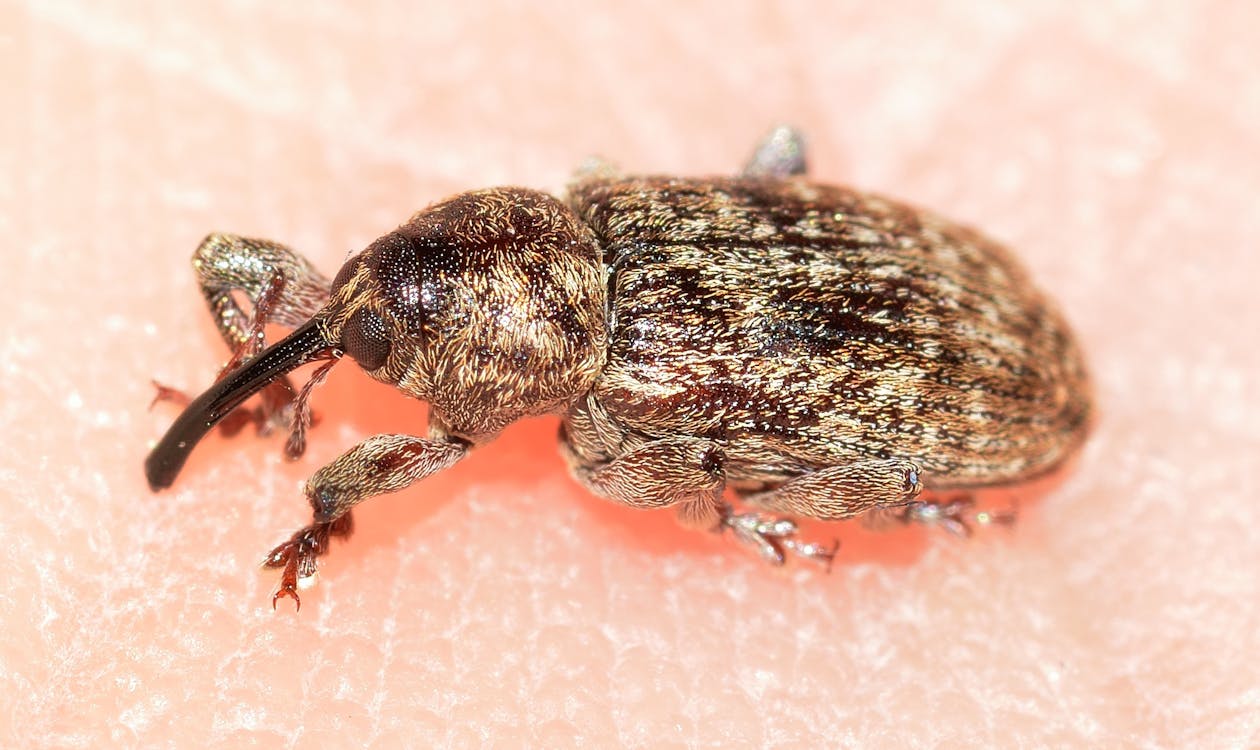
[147,136,1093,601]
[328,188,609,441]
[564,176,1091,491]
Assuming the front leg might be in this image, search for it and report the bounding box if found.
[154,234,335,443]
[265,431,468,610]
[192,233,331,351]
[195,234,333,441]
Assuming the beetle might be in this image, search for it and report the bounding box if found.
[145,128,1091,609]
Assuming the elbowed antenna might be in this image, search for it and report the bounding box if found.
[145,319,336,491]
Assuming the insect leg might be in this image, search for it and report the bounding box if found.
[569,155,622,182]
[566,436,837,566]
[568,436,727,526]
[192,233,331,349]
[741,125,808,178]
[864,494,1019,537]
[716,506,840,569]
[264,430,468,610]
[153,234,333,444]
[741,459,924,520]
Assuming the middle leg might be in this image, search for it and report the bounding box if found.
[565,435,836,567]
[568,435,727,527]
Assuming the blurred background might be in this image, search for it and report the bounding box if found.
[2,2,1258,747]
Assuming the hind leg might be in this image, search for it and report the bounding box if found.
[153,234,332,451]
[741,459,924,519]
[750,461,1017,539]
[864,494,1019,537]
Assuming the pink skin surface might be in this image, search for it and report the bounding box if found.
[3,2,1258,747]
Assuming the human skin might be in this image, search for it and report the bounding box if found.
[2,2,1258,747]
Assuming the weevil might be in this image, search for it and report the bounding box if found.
[145,128,1091,609]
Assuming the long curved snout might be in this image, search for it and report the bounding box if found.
[145,319,335,491]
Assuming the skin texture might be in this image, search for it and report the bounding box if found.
[3,2,1259,748]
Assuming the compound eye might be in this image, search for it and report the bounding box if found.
[342,307,392,371]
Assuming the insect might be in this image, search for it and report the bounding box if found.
[146,128,1091,609]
